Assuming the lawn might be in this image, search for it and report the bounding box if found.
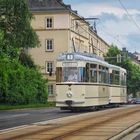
[0,102,56,110]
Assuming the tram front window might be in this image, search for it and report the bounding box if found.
[56,67,86,82]
[63,67,78,82]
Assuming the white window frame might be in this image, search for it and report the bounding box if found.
[48,84,54,96]
[45,39,54,51]
[46,61,54,73]
[45,17,53,29]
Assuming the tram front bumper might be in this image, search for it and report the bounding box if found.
[65,100,73,106]
[56,101,85,106]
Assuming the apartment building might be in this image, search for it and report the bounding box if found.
[122,48,140,67]
[28,0,110,100]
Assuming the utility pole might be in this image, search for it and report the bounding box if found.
[105,54,125,63]
[117,54,121,63]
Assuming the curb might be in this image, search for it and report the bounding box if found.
[109,122,140,140]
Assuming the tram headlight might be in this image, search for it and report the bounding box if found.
[66,91,73,98]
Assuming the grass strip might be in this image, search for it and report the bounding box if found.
[0,102,56,110]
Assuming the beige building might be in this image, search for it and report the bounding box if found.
[28,0,110,100]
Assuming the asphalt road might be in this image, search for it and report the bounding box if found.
[0,107,84,130]
[0,105,137,132]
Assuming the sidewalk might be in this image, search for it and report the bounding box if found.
[121,127,140,140]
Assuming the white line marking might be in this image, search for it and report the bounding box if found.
[0,113,30,119]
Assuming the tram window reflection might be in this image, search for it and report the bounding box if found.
[89,64,97,83]
[90,70,97,82]
[121,72,126,86]
[63,67,78,82]
[78,68,86,82]
[110,70,120,85]
[85,63,90,82]
[67,71,78,82]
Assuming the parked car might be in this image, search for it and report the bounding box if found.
[135,98,140,104]
[127,98,136,104]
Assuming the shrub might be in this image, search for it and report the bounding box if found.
[0,58,48,105]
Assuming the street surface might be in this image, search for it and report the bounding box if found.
[0,107,84,130]
[0,105,140,140]
[1,105,140,140]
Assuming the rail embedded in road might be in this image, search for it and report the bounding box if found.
[0,105,140,140]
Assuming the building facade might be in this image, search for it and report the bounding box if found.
[122,48,140,67]
[28,0,110,100]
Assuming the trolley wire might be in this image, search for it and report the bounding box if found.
[98,21,127,48]
[118,0,140,32]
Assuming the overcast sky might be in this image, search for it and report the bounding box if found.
[64,0,140,53]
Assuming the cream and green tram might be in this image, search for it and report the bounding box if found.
[109,65,127,104]
[56,53,110,110]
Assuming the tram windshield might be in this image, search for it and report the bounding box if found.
[56,63,108,83]
[64,67,78,82]
[56,67,86,82]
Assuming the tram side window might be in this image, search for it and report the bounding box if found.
[90,70,97,82]
[89,64,97,83]
[110,73,113,84]
[124,73,126,85]
[121,73,126,86]
[99,71,106,83]
[78,67,86,82]
[99,66,109,83]
[56,67,62,82]
[120,73,123,85]
[85,63,90,82]
[106,68,109,83]
[111,70,120,85]
[114,71,120,85]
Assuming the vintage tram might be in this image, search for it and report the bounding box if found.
[56,52,127,110]
[109,65,127,104]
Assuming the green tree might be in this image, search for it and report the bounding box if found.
[105,44,121,65]
[0,0,48,105]
[105,45,140,97]
[0,0,39,58]
[0,58,48,104]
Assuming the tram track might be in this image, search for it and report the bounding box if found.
[0,105,140,140]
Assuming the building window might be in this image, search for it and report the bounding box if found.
[46,61,54,73]
[48,84,53,95]
[45,39,53,51]
[46,17,53,28]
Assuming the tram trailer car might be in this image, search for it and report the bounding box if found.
[55,52,127,110]
[109,65,127,104]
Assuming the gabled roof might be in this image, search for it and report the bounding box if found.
[28,0,76,13]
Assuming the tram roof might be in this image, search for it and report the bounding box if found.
[57,52,126,73]
[109,64,126,73]
[57,52,109,65]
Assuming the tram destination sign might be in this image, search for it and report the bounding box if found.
[62,62,78,67]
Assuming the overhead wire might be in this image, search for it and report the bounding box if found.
[118,0,140,32]
[98,20,127,48]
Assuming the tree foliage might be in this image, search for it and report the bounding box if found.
[0,0,48,105]
[0,58,48,105]
[105,44,140,96]
[0,0,39,58]
[105,44,121,65]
